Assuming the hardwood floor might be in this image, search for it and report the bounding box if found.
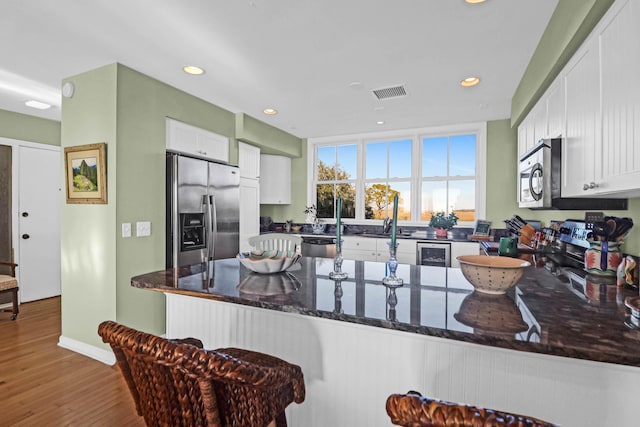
[0,297,145,426]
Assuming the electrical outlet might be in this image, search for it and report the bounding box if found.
[122,223,131,238]
[136,221,151,237]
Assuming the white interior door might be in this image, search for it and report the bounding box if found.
[17,145,61,302]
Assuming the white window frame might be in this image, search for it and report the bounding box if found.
[307,122,487,227]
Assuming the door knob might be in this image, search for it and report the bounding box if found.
[22,234,30,239]
[21,212,29,217]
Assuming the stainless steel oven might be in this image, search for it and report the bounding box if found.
[416,242,451,267]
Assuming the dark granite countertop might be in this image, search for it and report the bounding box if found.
[131,257,640,367]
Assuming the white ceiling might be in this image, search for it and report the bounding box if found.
[1,0,558,138]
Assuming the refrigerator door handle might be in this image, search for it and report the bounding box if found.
[203,194,213,283]
[210,194,217,261]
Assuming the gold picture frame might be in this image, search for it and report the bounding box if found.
[64,142,107,204]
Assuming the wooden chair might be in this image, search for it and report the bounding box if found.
[98,321,305,427]
[386,391,558,427]
[248,234,302,255]
[0,261,19,320]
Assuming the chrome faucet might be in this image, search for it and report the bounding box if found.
[382,217,392,234]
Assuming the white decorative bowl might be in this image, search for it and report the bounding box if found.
[456,255,530,295]
[237,250,301,274]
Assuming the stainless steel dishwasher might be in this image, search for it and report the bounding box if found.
[301,236,336,258]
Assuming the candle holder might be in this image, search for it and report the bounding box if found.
[386,286,398,321]
[329,239,348,280]
[334,280,344,314]
[382,241,403,287]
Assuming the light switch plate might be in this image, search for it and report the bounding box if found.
[136,221,151,237]
[122,223,131,238]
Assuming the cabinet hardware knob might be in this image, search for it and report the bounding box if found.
[22,234,30,239]
[21,212,29,217]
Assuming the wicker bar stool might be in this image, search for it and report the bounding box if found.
[386,391,559,427]
[98,321,305,427]
[248,234,302,255]
[0,261,19,320]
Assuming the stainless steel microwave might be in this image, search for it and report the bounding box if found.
[518,140,553,208]
[517,138,627,210]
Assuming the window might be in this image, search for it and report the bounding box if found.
[315,144,357,219]
[421,134,477,222]
[309,124,485,225]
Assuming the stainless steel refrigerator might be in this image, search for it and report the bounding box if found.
[166,152,240,269]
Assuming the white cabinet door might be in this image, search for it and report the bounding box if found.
[239,178,260,252]
[450,242,480,268]
[166,118,229,163]
[394,239,417,265]
[238,143,261,252]
[545,77,564,139]
[562,41,599,197]
[260,155,291,204]
[597,0,640,196]
[517,114,535,159]
[342,237,377,261]
[342,237,416,265]
[238,142,260,179]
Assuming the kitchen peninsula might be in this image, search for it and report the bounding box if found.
[132,257,640,427]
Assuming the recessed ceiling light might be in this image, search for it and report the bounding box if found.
[376,121,385,125]
[465,0,487,4]
[25,100,51,110]
[461,77,480,87]
[263,108,278,115]
[182,65,205,75]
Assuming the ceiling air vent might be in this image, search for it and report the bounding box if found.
[372,85,407,100]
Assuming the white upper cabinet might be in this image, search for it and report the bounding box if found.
[238,142,260,180]
[562,0,640,197]
[562,41,600,197]
[260,154,291,204]
[597,0,640,196]
[166,118,229,163]
[545,77,564,139]
[517,75,563,159]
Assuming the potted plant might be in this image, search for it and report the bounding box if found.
[429,211,458,238]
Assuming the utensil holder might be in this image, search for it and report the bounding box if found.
[585,241,623,276]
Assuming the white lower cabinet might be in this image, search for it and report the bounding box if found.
[341,237,416,265]
[450,241,480,268]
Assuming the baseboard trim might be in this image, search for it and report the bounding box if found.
[58,335,115,365]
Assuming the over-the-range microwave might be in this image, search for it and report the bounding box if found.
[517,139,627,210]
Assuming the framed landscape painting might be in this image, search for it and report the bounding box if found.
[64,142,107,204]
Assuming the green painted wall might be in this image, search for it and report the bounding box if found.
[60,64,118,347]
[485,119,640,256]
[114,65,235,334]
[0,108,61,146]
[235,113,302,157]
[61,63,237,347]
[511,0,614,126]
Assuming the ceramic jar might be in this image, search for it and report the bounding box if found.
[584,241,623,276]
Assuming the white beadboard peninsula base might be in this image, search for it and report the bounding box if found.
[165,293,639,427]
